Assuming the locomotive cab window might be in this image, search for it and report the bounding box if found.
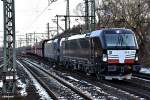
[103,30,137,49]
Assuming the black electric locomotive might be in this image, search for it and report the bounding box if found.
[23,28,140,80]
[59,28,140,80]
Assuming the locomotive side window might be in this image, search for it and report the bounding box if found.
[69,39,78,49]
[79,38,89,49]
[65,41,69,50]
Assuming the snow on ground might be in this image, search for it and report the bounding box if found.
[66,76,79,82]
[0,80,3,87]
[66,76,118,100]
[140,67,150,74]
[17,60,52,100]
[0,76,28,96]
[17,78,28,96]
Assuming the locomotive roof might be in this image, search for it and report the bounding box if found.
[47,38,58,43]
[90,28,133,37]
[63,28,134,40]
[67,34,87,40]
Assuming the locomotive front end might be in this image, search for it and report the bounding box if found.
[101,29,140,80]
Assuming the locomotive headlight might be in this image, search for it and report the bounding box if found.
[135,56,138,61]
[103,54,107,62]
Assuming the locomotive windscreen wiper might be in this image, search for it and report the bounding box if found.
[116,34,124,46]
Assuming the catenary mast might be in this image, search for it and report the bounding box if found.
[1,0,16,96]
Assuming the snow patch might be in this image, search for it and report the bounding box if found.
[6,76,14,80]
[66,76,79,82]
[140,67,150,74]
[0,80,3,87]
[17,60,52,100]
[17,79,27,96]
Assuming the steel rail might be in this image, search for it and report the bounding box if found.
[25,59,93,100]
[17,60,58,100]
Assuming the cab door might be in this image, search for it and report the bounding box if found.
[91,37,103,79]
[91,37,102,63]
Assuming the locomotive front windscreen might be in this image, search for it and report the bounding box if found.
[104,30,137,48]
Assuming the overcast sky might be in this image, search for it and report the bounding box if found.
[0,0,83,46]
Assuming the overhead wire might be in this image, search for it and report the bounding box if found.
[28,0,57,30]
[30,6,49,28]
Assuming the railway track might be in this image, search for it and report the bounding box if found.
[17,60,58,100]
[23,57,141,100]
[68,71,150,100]
[53,69,145,100]
[23,58,120,100]
[105,79,150,100]
[19,58,94,100]
[56,68,150,100]
[66,70,150,100]
[23,56,150,100]
[133,73,150,80]
[57,69,150,100]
